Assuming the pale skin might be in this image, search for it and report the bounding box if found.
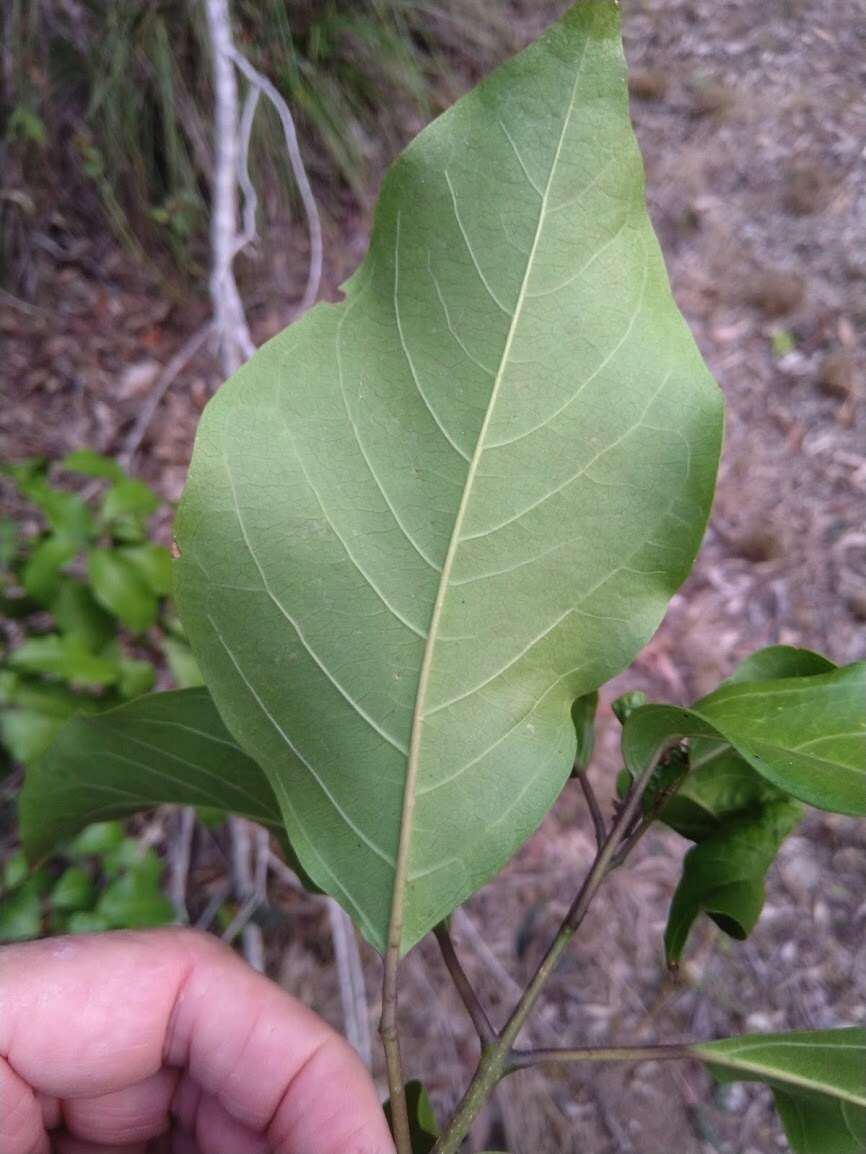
[0,928,396,1154]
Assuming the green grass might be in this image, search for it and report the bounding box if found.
[2,0,518,280]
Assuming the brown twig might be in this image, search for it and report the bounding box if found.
[434,922,497,1046]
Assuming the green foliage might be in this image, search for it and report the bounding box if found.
[175,0,722,954]
[618,646,864,961]
[694,1029,866,1154]
[0,453,196,766]
[623,659,865,817]
[0,823,174,943]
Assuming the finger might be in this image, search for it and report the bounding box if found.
[62,1068,177,1145]
[0,929,394,1154]
[0,1056,48,1154]
[54,1139,147,1154]
[162,934,394,1154]
[193,1091,270,1154]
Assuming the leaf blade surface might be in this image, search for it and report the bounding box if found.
[175,2,723,951]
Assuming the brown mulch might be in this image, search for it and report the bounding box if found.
[1,2,864,1152]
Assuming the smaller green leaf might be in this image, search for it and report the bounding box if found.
[22,535,78,604]
[694,1028,866,1154]
[96,852,174,929]
[87,548,158,633]
[66,820,126,858]
[664,797,802,964]
[52,580,116,651]
[102,837,147,879]
[727,645,836,685]
[0,708,66,765]
[0,876,43,942]
[50,866,96,912]
[118,543,173,596]
[0,518,19,569]
[62,449,125,481]
[622,662,865,817]
[101,478,160,523]
[118,658,156,699]
[3,851,30,889]
[571,692,598,771]
[10,633,119,687]
[161,636,203,688]
[696,663,865,816]
[17,477,93,542]
[384,1081,438,1154]
[66,911,112,935]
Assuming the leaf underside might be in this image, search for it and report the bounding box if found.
[175,1,722,952]
[695,1028,866,1154]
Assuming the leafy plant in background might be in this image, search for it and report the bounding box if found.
[0,820,173,943]
[14,5,865,1153]
[0,451,197,772]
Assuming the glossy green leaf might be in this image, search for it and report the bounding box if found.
[16,475,93,542]
[49,866,96,912]
[52,580,116,651]
[66,820,126,858]
[0,674,95,764]
[0,518,18,569]
[96,852,174,929]
[385,1081,438,1154]
[22,535,78,604]
[657,743,783,844]
[19,688,283,861]
[694,1029,866,1154]
[665,796,802,964]
[623,662,865,817]
[0,876,43,941]
[695,664,865,815]
[118,658,156,699]
[571,692,598,771]
[66,911,112,934]
[87,548,158,633]
[727,645,836,685]
[161,637,204,688]
[175,1,722,952]
[119,542,173,596]
[10,633,119,687]
[62,449,125,481]
[101,478,160,523]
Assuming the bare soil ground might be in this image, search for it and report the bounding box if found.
[1,2,863,1151]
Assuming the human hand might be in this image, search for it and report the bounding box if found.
[0,928,396,1154]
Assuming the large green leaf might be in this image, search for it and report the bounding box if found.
[622,662,865,818]
[19,688,283,861]
[174,1,722,952]
[694,1029,866,1154]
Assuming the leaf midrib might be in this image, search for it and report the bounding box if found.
[386,38,590,952]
